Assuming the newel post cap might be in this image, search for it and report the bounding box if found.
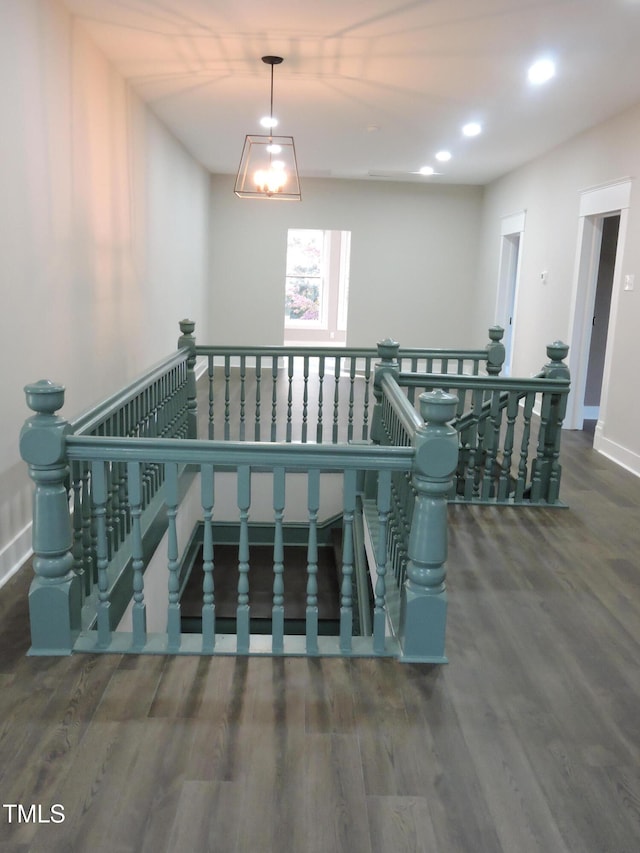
[542,340,570,380]
[414,390,459,480]
[376,338,400,362]
[546,340,569,362]
[20,381,70,466]
[24,380,66,415]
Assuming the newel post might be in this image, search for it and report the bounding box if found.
[400,389,458,662]
[486,325,506,375]
[178,318,198,439]
[20,381,81,654]
[370,338,400,447]
[532,340,570,503]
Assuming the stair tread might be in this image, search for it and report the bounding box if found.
[180,543,340,620]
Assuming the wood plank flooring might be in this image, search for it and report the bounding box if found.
[1,426,640,852]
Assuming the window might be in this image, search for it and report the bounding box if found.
[284,229,350,344]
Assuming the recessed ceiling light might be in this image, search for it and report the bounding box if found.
[260,116,278,128]
[435,150,452,162]
[462,122,482,137]
[528,58,556,85]
[419,165,435,176]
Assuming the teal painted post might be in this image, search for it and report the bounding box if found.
[166,462,181,651]
[340,468,356,653]
[371,339,400,448]
[236,465,251,653]
[178,318,198,439]
[486,326,506,376]
[127,461,147,650]
[272,467,286,653]
[399,389,458,663]
[20,381,81,655]
[306,469,320,655]
[532,341,570,503]
[201,464,216,651]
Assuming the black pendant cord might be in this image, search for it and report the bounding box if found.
[270,61,274,130]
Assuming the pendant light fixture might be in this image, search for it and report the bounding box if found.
[234,56,301,200]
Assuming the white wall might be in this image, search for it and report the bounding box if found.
[475,102,640,475]
[209,174,484,349]
[0,0,211,585]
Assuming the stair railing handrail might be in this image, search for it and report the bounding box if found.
[69,349,190,436]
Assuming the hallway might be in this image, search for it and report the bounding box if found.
[1,426,639,852]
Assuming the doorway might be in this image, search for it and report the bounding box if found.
[566,179,631,435]
[495,211,525,375]
[583,214,619,423]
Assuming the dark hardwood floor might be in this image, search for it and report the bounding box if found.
[1,426,640,852]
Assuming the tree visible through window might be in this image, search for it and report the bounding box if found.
[285,230,324,322]
[284,228,350,344]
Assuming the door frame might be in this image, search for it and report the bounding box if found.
[494,211,526,375]
[566,179,631,432]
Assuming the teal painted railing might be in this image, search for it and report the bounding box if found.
[19,320,568,660]
[195,323,505,443]
[375,339,571,505]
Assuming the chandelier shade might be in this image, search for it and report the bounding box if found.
[234,134,301,199]
[234,56,302,201]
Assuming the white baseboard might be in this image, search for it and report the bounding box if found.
[0,523,32,590]
[594,431,640,478]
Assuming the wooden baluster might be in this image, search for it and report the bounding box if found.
[374,470,391,654]
[71,461,86,598]
[406,358,416,405]
[105,461,114,562]
[272,467,286,653]
[81,465,97,587]
[286,355,294,442]
[237,465,251,653]
[516,391,535,501]
[340,468,356,652]
[91,460,112,649]
[178,318,197,439]
[347,357,356,442]
[224,355,231,441]
[481,389,503,500]
[531,392,551,502]
[498,391,519,501]
[239,354,247,441]
[333,355,341,443]
[110,458,122,551]
[255,355,262,441]
[165,463,181,651]
[201,464,215,651]
[208,355,215,440]
[316,355,325,443]
[271,355,279,442]
[306,469,320,655]
[362,356,372,440]
[302,354,310,443]
[124,461,146,650]
[473,389,486,499]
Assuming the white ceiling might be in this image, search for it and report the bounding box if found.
[63,0,640,185]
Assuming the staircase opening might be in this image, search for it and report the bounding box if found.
[178,522,368,638]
